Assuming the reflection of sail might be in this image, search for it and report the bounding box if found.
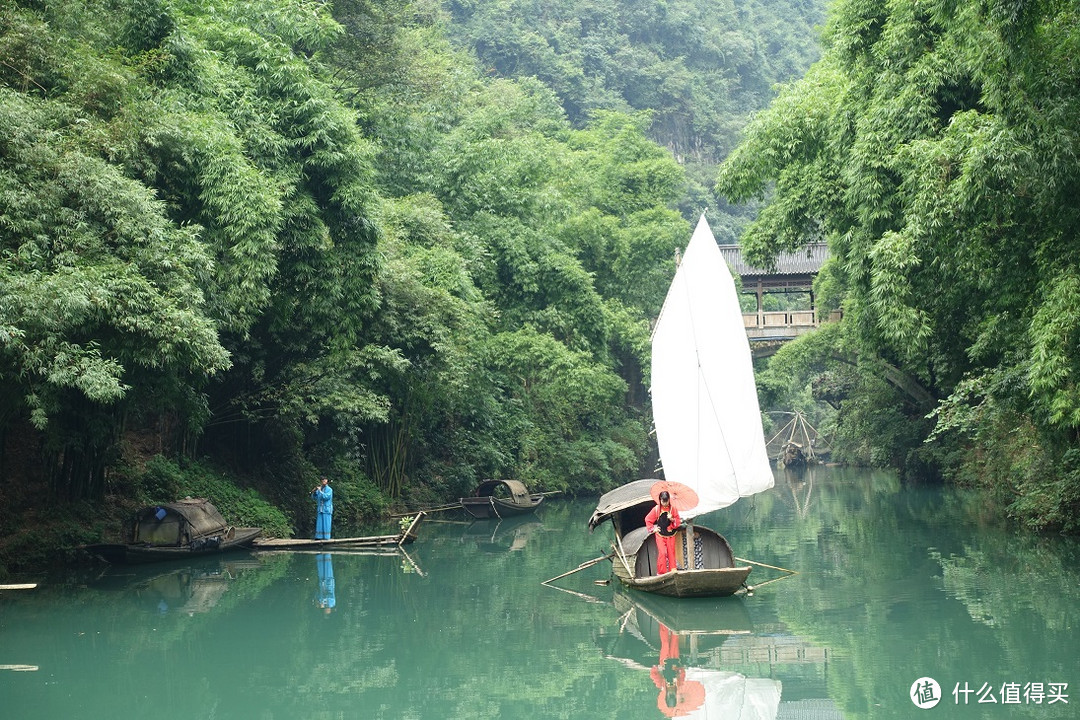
[677,669,781,720]
[601,591,782,720]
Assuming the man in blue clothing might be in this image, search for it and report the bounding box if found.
[311,476,333,539]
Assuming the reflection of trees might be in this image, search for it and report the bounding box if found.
[237,501,662,718]
[8,486,1079,719]
[720,467,1080,719]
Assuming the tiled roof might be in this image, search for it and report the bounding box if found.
[718,242,829,276]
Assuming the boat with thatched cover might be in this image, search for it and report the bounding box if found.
[85,497,261,564]
[460,479,544,519]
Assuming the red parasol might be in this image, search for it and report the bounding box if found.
[650,480,699,514]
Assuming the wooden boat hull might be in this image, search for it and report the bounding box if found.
[613,564,751,598]
[460,494,543,519]
[607,523,751,598]
[87,527,262,564]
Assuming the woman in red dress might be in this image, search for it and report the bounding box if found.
[645,490,681,574]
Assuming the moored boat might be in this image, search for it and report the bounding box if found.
[85,497,261,564]
[460,479,544,519]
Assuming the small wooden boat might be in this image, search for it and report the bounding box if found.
[85,497,261,564]
[251,512,424,550]
[589,480,752,598]
[460,479,543,519]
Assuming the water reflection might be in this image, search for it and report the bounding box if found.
[602,592,782,718]
[4,468,1080,719]
[90,555,262,616]
[465,515,545,553]
[650,623,707,717]
[315,553,335,613]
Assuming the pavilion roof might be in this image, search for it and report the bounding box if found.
[717,242,829,276]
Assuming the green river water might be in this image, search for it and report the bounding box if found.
[2,466,1078,719]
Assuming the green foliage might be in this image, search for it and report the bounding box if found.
[141,455,293,536]
[444,0,826,166]
[481,326,642,493]
[0,0,826,543]
[718,0,1080,527]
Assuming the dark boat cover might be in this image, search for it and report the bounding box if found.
[133,498,231,546]
[588,479,661,530]
[472,479,533,505]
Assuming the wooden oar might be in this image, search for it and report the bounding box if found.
[734,557,798,575]
[0,584,37,591]
[541,552,613,586]
[733,556,798,594]
[544,583,606,603]
[743,572,799,593]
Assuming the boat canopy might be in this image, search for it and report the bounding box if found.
[133,498,230,546]
[588,479,659,531]
[471,479,533,505]
[616,526,651,556]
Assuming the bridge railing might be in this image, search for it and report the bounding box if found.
[743,310,842,339]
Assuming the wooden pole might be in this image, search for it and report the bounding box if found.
[734,557,798,575]
[390,503,460,519]
[541,552,613,586]
[743,573,799,593]
[613,534,634,578]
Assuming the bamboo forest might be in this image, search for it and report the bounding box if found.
[3,0,1080,577]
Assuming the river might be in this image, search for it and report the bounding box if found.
[2,466,1078,719]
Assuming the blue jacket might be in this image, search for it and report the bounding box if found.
[312,485,333,515]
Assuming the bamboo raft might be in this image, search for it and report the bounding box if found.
[251,512,424,551]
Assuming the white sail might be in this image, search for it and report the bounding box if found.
[650,215,774,519]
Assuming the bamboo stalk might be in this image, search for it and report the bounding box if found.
[743,572,799,592]
[541,553,613,586]
[734,557,798,575]
[390,503,460,518]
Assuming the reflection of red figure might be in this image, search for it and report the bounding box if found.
[650,623,705,718]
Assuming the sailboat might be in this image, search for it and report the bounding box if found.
[588,215,775,597]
